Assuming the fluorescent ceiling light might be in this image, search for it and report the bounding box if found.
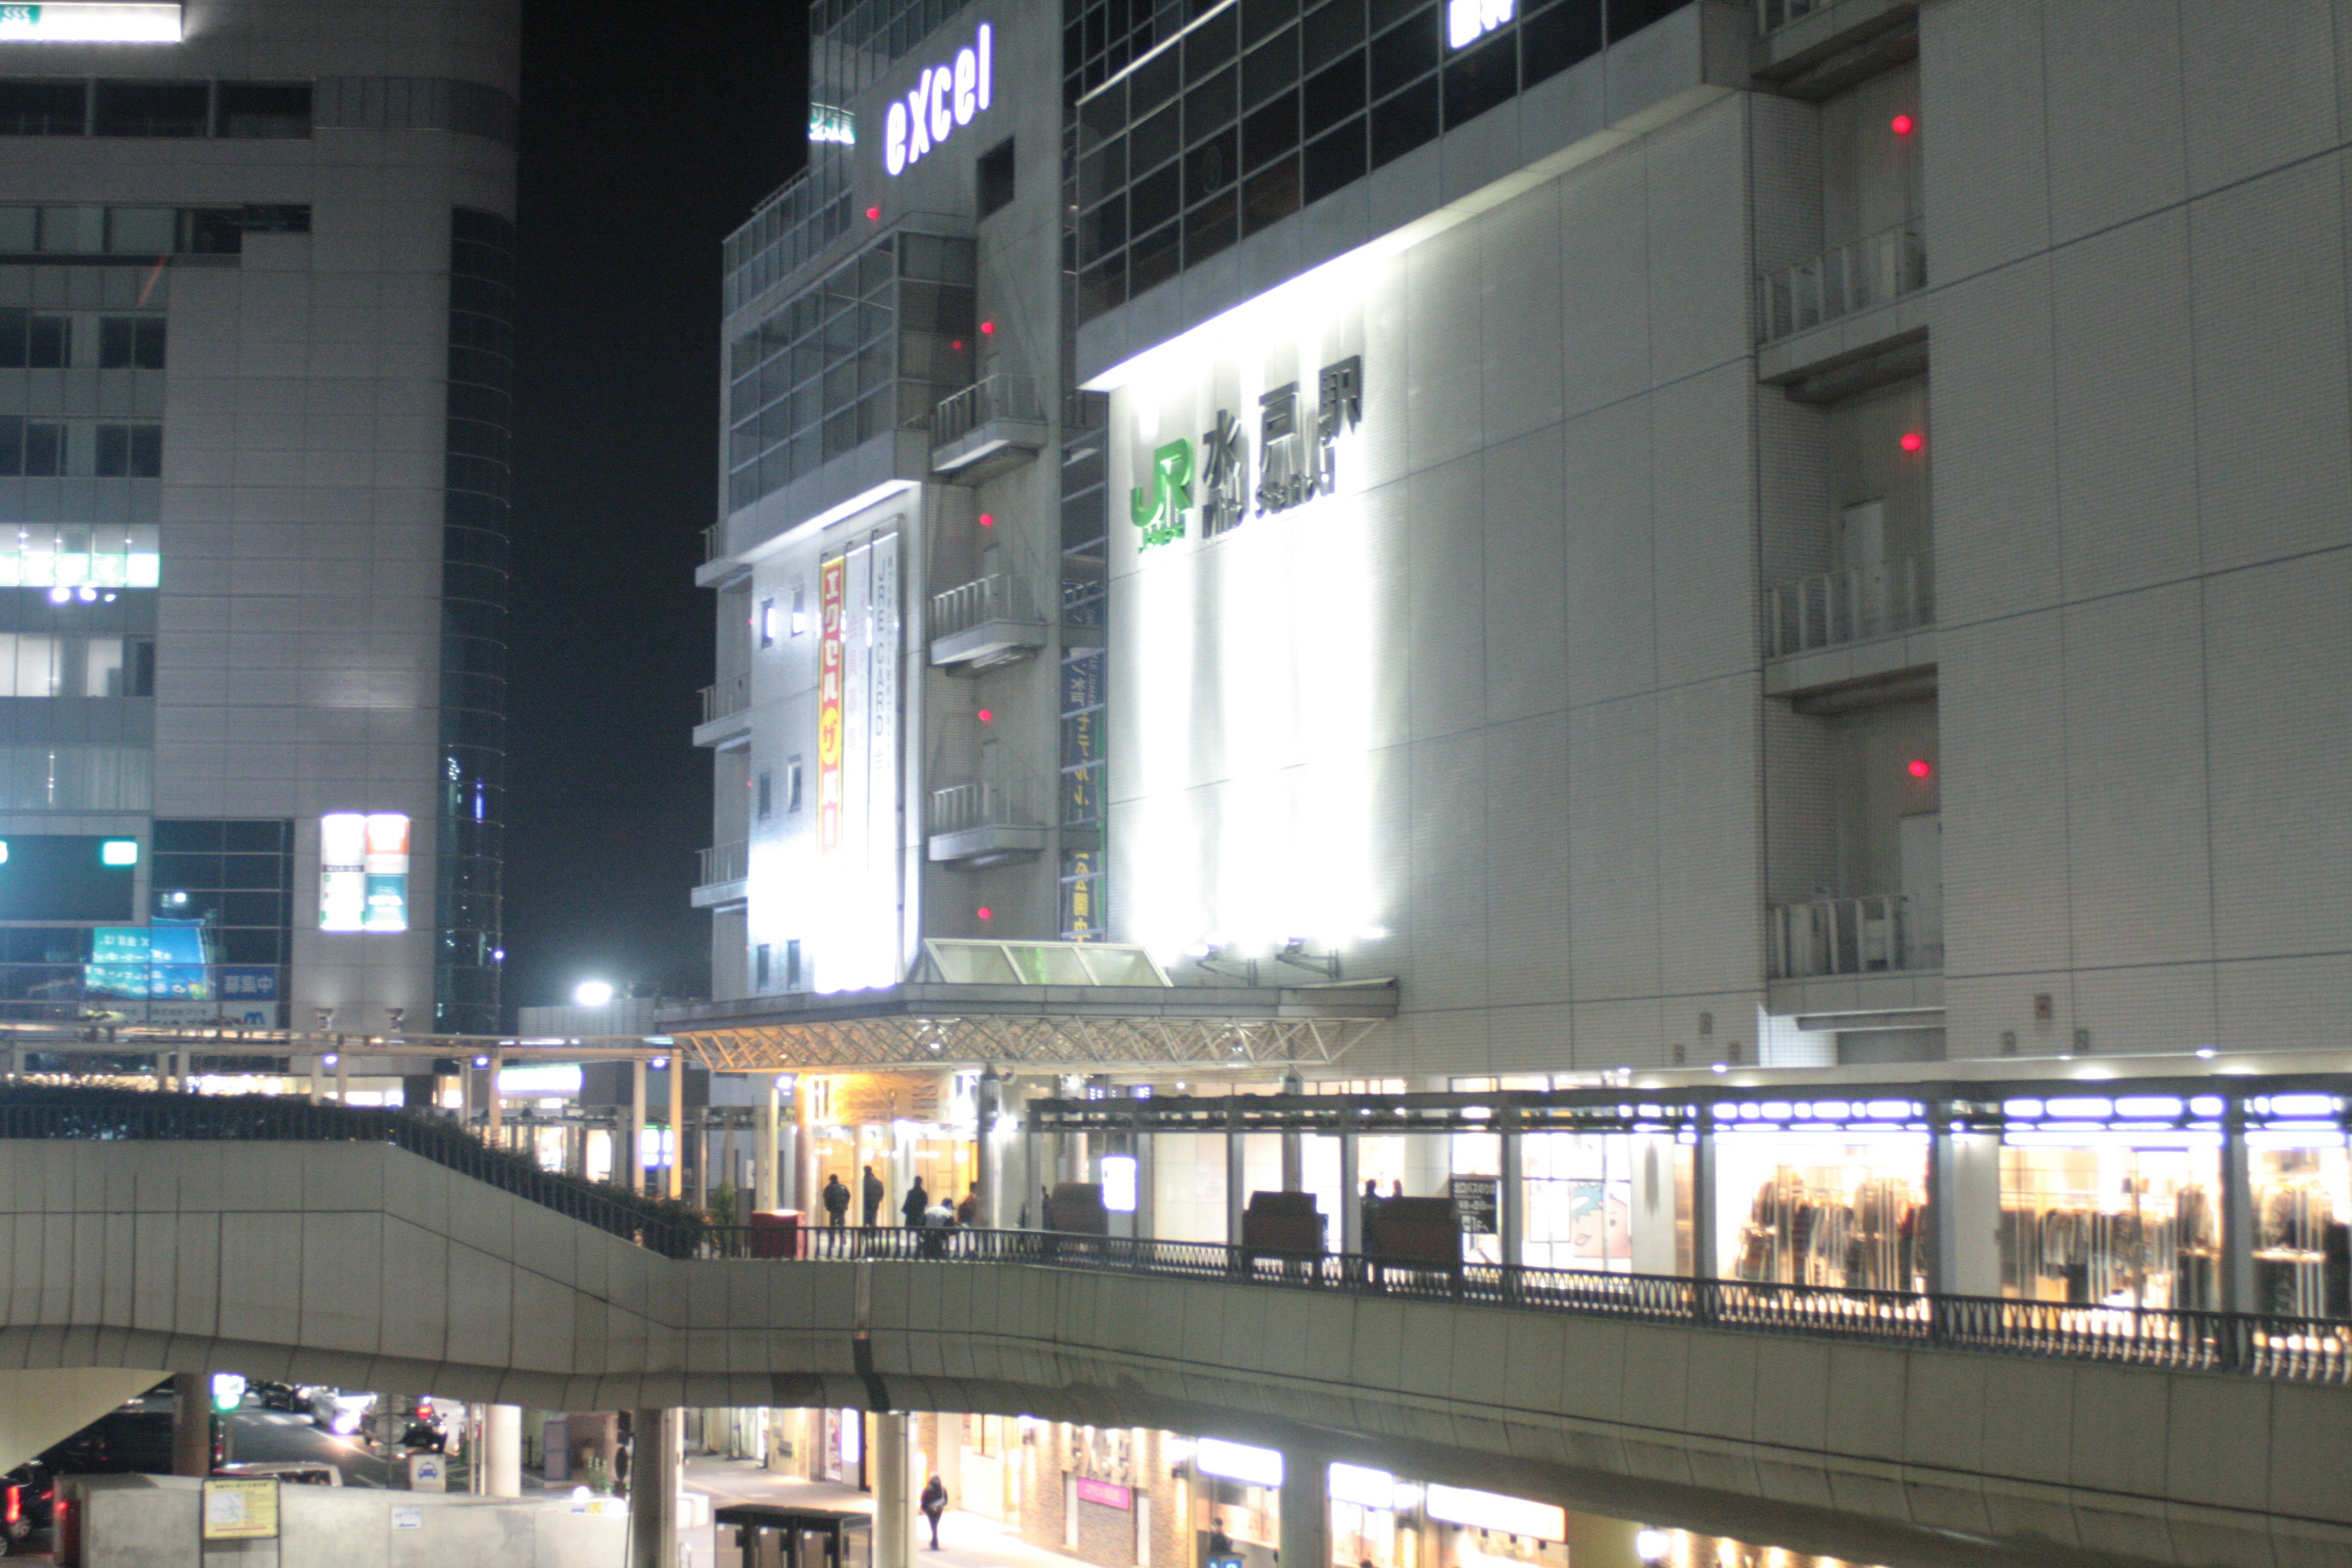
[0,4,184,42]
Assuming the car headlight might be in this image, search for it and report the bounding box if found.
[332,1411,361,1436]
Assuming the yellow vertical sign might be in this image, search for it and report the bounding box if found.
[818,554,846,853]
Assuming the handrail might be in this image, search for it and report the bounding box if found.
[928,777,1039,835]
[931,572,1043,641]
[931,374,1045,447]
[1768,892,1939,978]
[1764,552,1933,658]
[699,1224,2352,1384]
[698,840,749,886]
[1756,218,1925,344]
[0,1087,708,1257]
[700,674,750,724]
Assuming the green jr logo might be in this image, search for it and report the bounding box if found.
[0,6,41,23]
[1129,437,1193,550]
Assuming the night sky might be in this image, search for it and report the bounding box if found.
[500,0,809,1017]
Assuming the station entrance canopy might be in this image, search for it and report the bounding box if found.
[660,941,1395,1072]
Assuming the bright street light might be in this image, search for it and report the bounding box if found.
[573,979,615,1008]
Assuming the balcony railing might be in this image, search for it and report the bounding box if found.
[929,776,1040,837]
[1769,893,1940,979]
[931,374,1046,447]
[702,522,726,565]
[698,840,748,888]
[1757,218,1924,344]
[932,573,1042,643]
[1764,553,1934,658]
[699,674,750,725]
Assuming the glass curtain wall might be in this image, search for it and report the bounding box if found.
[1998,1136,2222,1310]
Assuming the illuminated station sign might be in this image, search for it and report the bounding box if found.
[0,4,184,41]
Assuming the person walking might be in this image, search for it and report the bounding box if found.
[861,1164,885,1227]
[956,1182,980,1228]
[901,1175,930,1229]
[919,1473,949,1550]
[822,1174,850,1229]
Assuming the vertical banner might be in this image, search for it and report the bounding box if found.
[866,533,902,979]
[817,556,845,853]
[362,813,411,932]
[840,543,872,903]
[318,813,368,931]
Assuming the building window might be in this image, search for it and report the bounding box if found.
[0,310,69,369]
[786,758,804,812]
[785,938,802,990]
[0,79,86,137]
[755,942,772,990]
[978,137,1017,217]
[757,770,774,820]
[214,81,311,140]
[92,80,208,138]
[97,316,165,369]
[0,418,66,478]
[759,598,779,646]
[94,423,162,478]
[790,585,807,636]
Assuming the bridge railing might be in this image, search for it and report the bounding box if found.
[700,1224,2352,1384]
[0,1087,708,1258]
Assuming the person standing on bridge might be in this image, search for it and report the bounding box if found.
[823,1173,850,1229]
[901,1175,930,1228]
[861,1164,884,1227]
[919,1472,949,1549]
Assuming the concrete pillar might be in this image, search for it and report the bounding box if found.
[667,1061,685,1200]
[1629,1134,1680,1276]
[170,1373,210,1477]
[458,1063,473,1129]
[2222,1121,2256,1316]
[875,1411,914,1568]
[1339,1134,1362,1254]
[627,1408,680,1568]
[485,1404,522,1498]
[1691,1131,1718,1279]
[487,1054,503,1136]
[628,1058,647,1196]
[1226,1125,1247,1243]
[756,1079,780,1213]
[1929,1129,2002,1297]
[334,1054,350,1104]
[307,1056,323,1104]
[1132,1127,1155,1240]
[1499,1112,1525,1268]
[977,1069,1003,1227]
[1280,1071,1304,1191]
[1278,1450,1326,1568]
[796,1080,818,1216]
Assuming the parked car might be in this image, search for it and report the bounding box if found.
[252,1381,304,1412]
[213,1461,341,1488]
[0,1460,55,1556]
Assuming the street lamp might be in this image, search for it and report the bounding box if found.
[573,979,615,1008]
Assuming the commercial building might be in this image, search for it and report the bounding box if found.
[0,0,515,1038]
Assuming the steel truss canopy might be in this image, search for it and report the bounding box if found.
[663,941,1395,1072]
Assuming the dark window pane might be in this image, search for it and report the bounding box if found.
[1371,74,1438,167]
[1080,135,1125,208]
[1303,0,1367,72]
[223,820,290,854]
[1442,28,1517,129]
[130,424,162,477]
[1243,28,1297,109]
[93,80,207,137]
[1132,47,1182,117]
[217,930,282,965]
[0,417,17,478]
[1187,127,1238,203]
[96,426,129,477]
[23,421,62,476]
[1130,159,1183,235]
[1371,9,1440,96]
[1079,80,1126,142]
[1079,255,1128,323]
[1185,67,1236,144]
[219,891,282,925]
[151,851,223,884]
[1243,89,1299,170]
[1129,220,1182,296]
[1523,0,1602,83]
[0,309,21,366]
[28,314,66,368]
[1243,157,1302,233]
[1302,117,1366,202]
[1080,194,1127,265]
[153,822,224,854]
[1606,0,1691,40]
[1371,0,1427,29]
[0,78,85,136]
[1185,7,1237,78]
[1303,51,1365,137]
[1184,192,1238,265]
[1241,0,1298,47]
[215,81,311,138]
[1131,100,1181,176]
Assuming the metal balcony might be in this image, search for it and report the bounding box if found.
[1765,554,1933,659]
[1768,893,1940,980]
[692,674,752,749]
[1756,219,1924,344]
[930,572,1049,671]
[693,840,750,910]
[929,374,1048,481]
[927,777,1047,867]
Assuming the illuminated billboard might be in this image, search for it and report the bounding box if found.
[86,921,211,1001]
[320,813,410,933]
[0,4,183,41]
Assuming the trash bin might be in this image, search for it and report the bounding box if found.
[748,1209,802,1259]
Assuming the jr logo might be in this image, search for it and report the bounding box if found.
[1129,438,1193,550]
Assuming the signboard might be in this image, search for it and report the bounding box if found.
[1423,1484,1564,1542]
[320,812,409,932]
[1129,356,1362,551]
[86,922,211,1001]
[805,1071,945,1128]
[392,1507,423,1531]
[0,4,183,41]
[202,1478,279,1540]
[1076,1478,1132,1511]
[816,556,845,853]
[1450,1175,1498,1234]
[407,1452,447,1493]
[883,23,992,176]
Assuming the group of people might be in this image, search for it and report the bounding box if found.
[820,1164,981,1230]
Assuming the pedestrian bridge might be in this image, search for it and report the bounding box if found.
[1,1112,2348,1568]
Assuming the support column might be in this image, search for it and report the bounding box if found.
[629,1060,648,1196]
[170,1373,210,1477]
[875,1412,913,1568]
[485,1404,522,1498]
[666,1058,685,1200]
[2222,1121,2256,1316]
[796,1080,818,1217]
[487,1054,503,1137]
[1499,1111,1525,1268]
[1226,1122,1247,1244]
[1340,1133,1362,1254]
[1929,1129,2002,1297]
[334,1053,350,1104]
[307,1056,323,1105]
[627,1408,680,1568]
[1133,1125,1155,1241]
[1278,1450,1327,1568]
[756,1078,780,1213]
[1691,1130,1718,1280]
[1280,1070,1304,1191]
[977,1068,1004,1228]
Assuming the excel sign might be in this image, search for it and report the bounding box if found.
[1127,355,1363,551]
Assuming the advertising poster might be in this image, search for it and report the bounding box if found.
[320,812,409,932]
[202,1478,279,1540]
[362,812,410,932]
[817,555,845,853]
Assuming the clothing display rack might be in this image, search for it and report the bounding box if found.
[1730,1168,1922,1291]
[2253,1178,2351,1319]
[1999,1181,2216,1309]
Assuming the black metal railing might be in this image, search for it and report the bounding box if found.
[0,1087,708,1257]
[696,1224,2352,1384]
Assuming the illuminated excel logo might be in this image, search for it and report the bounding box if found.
[1129,439,1193,551]
[1447,0,1512,47]
[884,23,994,177]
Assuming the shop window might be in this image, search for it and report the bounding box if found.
[1521,1133,1634,1273]
[98,315,166,369]
[2250,1136,2350,1319]
[977,137,1017,218]
[1719,1131,1928,1292]
[2000,1139,2220,1310]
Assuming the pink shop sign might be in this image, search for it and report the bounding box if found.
[1076,1478,1133,1510]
